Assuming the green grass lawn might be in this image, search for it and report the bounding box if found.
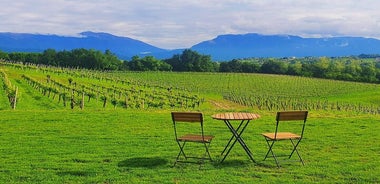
[0,109,378,183]
[0,64,379,183]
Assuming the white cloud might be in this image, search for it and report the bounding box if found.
[1,0,380,49]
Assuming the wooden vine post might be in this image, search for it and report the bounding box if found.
[102,96,107,108]
[125,95,128,108]
[70,90,75,109]
[12,87,18,110]
[80,92,85,109]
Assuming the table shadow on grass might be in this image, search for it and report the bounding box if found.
[118,157,168,168]
[212,158,270,168]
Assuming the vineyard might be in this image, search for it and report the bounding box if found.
[0,69,18,109]
[119,71,380,114]
[0,61,202,110]
[1,60,379,114]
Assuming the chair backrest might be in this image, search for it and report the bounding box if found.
[275,111,308,138]
[171,112,205,140]
[171,112,203,123]
[276,111,308,121]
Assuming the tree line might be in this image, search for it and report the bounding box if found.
[220,57,380,83]
[1,48,379,83]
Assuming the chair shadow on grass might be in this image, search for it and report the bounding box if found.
[118,157,168,168]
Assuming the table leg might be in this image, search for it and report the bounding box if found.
[221,120,245,156]
[221,120,256,163]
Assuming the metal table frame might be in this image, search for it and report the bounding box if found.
[212,113,260,163]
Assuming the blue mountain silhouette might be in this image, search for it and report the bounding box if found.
[1,31,380,61]
[192,33,380,60]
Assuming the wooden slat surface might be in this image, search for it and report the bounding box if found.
[276,111,308,121]
[262,132,301,140]
[212,112,260,120]
[172,112,203,122]
[178,134,214,142]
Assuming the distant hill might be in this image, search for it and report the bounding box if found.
[2,31,380,61]
[191,33,380,60]
[0,31,175,60]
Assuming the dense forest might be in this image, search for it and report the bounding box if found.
[1,49,379,83]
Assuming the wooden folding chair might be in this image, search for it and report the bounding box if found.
[171,112,214,167]
[262,111,308,167]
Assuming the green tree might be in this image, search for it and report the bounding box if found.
[24,53,40,64]
[260,59,288,74]
[220,59,242,72]
[128,55,172,71]
[40,49,57,66]
[287,61,303,75]
[312,57,330,78]
[165,49,216,72]
[325,59,345,79]
[103,50,122,70]
[56,50,73,67]
[0,50,9,60]
[128,56,145,71]
[8,52,26,62]
[360,62,377,82]
[241,60,260,73]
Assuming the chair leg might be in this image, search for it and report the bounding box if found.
[204,142,213,161]
[263,140,273,160]
[289,139,304,165]
[174,141,187,166]
[174,141,213,168]
[264,139,280,167]
[198,142,212,169]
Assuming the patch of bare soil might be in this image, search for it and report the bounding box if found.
[208,99,246,110]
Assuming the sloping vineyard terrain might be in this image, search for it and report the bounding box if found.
[1,61,379,114]
[0,62,203,110]
[118,72,380,114]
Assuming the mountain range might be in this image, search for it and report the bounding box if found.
[1,31,380,61]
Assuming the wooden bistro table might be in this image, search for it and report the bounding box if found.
[212,112,260,163]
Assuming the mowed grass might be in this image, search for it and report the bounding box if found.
[0,109,379,183]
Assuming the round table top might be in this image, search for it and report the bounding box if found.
[212,112,260,120]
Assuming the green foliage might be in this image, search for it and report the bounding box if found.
[4,48,123,70]
[0,51,10,60]
[0,69,17,108]
[222,57,380,83]
[127,55,172,71]
[1,49,380,83]
[165,49,219,72]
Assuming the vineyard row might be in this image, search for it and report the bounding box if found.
[22,74,202,110]
[223,92,380,114]
[0,69,18,109]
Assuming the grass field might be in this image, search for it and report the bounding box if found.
[0,63,379,183]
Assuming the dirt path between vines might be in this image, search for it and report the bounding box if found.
[208,99,246,110]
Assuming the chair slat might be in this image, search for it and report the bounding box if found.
[172,112,203,122]
[277,111,308,121]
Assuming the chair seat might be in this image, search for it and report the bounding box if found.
[178,134,214,143]
[262,132,301,140]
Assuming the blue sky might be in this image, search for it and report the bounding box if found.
[1,0,380,49]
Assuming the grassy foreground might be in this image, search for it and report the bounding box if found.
[0,64,379,183]
[0,109,379,183]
